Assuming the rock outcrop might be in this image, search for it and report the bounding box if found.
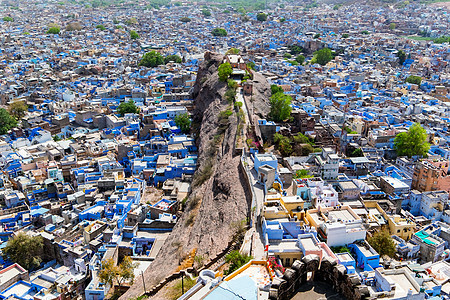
[247,71,272,119]
[120,52,252,299]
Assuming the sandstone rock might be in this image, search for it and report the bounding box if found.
[119,52,252,299]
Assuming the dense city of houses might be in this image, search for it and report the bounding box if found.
[0,0,449,299]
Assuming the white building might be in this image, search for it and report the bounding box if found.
[316,147,339,180]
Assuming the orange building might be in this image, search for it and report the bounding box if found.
[412,160,450,192]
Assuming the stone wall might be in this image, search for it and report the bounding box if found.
[269,255,370,300]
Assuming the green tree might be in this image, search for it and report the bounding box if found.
[394,123,430,158]
[3,232,43,271]
[283,53,292,59]
[256,12,267,21]
[406,75,422,85]
[342,33,349,39]
[96,24,106,30]
[349,148,363,157]
[361,30,369,34]
[211,28,227,37]
[288,45,303,55]
[274,133,293,156]
[99,256,138,290]
[389,23,396,30]
[280,17,286,22]
[129,30,139,40]
[8,101,27,120]
[125,17,138,25]
[397,50,406,66]
[247,61,256,70]
[3,16,13,22]
[226,48,240,55]
[139,51,164,67]
[174,113,191,134]
[218,62,232,82]
[164,55,182,64]
[368,230,396,258]
[295,55,305,65]
[294,169,313,179]
[269,93,292,122]
[202,9,211,17]
[313,33,321,39]
[314,48,333,66]
[225,250,252,275]
[47,26,60,34]
[180,17,191,22]
[117,100,139,116]
[0,108,17,134]
[270,84,284,95]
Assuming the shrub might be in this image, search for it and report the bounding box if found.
[218,62,232,82]
[47,26,60,34]
[256,12,267,21]
[130,30,139,39]
[211,28,227,37]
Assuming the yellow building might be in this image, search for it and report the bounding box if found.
[365,201,415,240]
[263,194,305,220]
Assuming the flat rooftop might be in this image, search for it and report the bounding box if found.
[386,273,418,298]
[328,209,356,222]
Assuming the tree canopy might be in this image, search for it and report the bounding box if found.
[139,51,164,67]
[269,92,292,122]
[394,123,430,158]
[313,48,333,66]
[117,100,139,116]
[174,113,191,134]
[164,55,182,64]
[47,26,60,34]
[3,232,43,271]
[226,48,240,55]
[212,28,227,37]
[397,50,406,66]
[368,230,396,258]
[130,30,139,40]
[406,75,422,85]
[0,108,17,134]
[96,24,106,30]
[9,101,27,120]
[98,256,137,290]
[256,12,267,21]
[125,17,138,25]
[3,16,13,22]
[225,250,252,275]
[295,55,305,65]
[201,9,211,17]
[218,62,232,82]
[273,133,293,157]
[270,84,284,95]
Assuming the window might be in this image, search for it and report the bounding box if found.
[285,258,291,266]
[397,229,400,233]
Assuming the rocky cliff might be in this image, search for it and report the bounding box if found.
[120,52,258,299]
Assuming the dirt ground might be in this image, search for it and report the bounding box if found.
[140,186,164,205]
